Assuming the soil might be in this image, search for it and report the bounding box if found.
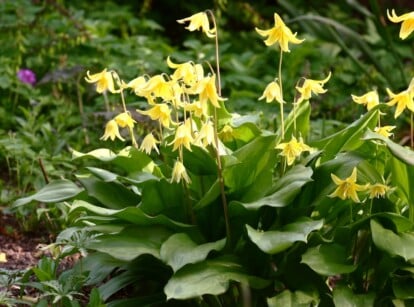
[0,213,52,271]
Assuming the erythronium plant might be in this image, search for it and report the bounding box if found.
[13,8,414,306]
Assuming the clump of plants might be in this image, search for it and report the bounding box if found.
[10,7,414,306]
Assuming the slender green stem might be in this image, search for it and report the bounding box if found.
[411,112,413,148]
[206,10,221,95]
[207,9,230,243]
[120,89,138,148]
[278,49,285,140]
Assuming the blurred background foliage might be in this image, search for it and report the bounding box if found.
[0,0,413,230]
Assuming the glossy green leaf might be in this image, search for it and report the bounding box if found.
[183,145,217,176]
[247,218,323,254]
[160,233,225,272]
[232,165,313,210]
[77,175,140,209]
[267,290,319,307]
[333,286,375,306]
[312,107,378,162]
[13,179,83,207]
[164,257,269,300]
[389,156,414,210]
[70,200,191,231]
[223,135,276,192]
[88,226,171,261]
[72,146,153,173]
[371,219,414,261]
[301,244,356,275]
[393,278,414,299]
[362,129,414,165]
[276,101,311,143]
[140,179,185,219]
[193,180,220,210]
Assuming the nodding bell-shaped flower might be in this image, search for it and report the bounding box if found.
[329,167,368,203]
[366,183,392,199]
[386,85,414,118]
[137,103,173,128]
[259,80,283,104]
[351,90,380,111]
[177,12,216,38]
[85,69,117,94]
[256,13,304,52]
[114,112,136,129]
[387,9,414,40]
[374,126,396,139]
[171,160,191,184]
[275,136,313,166]
[296,72,331,103]
[100,120,125,142]
[139,133,160,155]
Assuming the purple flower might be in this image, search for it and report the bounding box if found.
[17,69,36,86]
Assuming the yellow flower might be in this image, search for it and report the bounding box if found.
[139,74,174,102]
[329,167,367,203]
[386,86,414,118]
[258,81,283,103]
[387,9,414,40]
[296,72,331,103]
[127,76,147,95]
[374,125,396,138]
[196,121,216,148]
[177,12,216,38]
[351,90,380,111]
[137,103,172,128]
[171,160,191,184]
[100,120,125,142]
[85,69,117,94]
[366,183,391,199]
[114,112,136,129]
[169,120,194,152]
[255,13,304,52]
[139,133,160,155]
[167,57,204,87]
[275,136,313,166]
[195,75,226,109]
[184,100,208,118]
[219,125,234,142]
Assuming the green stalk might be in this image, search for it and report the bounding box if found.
[278,49,285,140]
[206,9,231,243]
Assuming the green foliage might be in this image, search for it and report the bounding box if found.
[4,0,414,306]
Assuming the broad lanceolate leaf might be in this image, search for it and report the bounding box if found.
[72,146,153,174]
[371,219,414,262]
[246,218,323,254]
[77,175,140,209]
[13,179,83,207]
[160,233,225,272]
[362,129,414,165]
[267,289,319,307]
[223,135,276,193]
[301,244,357,275]
[88,226,172,261]
[312,107,378,163]
[333,286,375,307]
[70,200,192,231]
[164,257,269,300]
[231,165,313,210]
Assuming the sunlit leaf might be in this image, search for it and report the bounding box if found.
[247,218,323,254]
[301,244,356,275]
[160,233,225,272]
[164,257,269,300]
[371,219,414,261]
[13,179,83,207]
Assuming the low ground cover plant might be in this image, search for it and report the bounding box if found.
[6,5,414,306]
